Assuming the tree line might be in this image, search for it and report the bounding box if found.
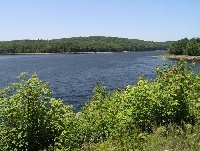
[0,36,172,53]
[168,37,200,56]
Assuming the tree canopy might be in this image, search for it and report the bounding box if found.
[168,38,200,56]
[0,36,172,53]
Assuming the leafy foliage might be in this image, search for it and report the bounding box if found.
[79,60,200,145]
[0,73,76,151]
[184,38,200,56]
[168,38,189,55]
[168,37,200,56]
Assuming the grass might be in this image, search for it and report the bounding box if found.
[142,124,200,151]
[157,54,200,60]
[77,123,200,151]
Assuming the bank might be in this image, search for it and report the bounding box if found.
[153,54,200,60]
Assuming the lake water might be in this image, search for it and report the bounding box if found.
[0,51,200,111]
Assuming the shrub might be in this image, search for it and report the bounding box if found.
[79,60,200,146]
[79,84,139,143]
[122,60,200,130]
[0,73,75,151]
[125,60,198,131]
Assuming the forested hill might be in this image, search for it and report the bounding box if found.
[0,36,173,53]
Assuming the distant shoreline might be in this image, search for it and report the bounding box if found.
[152,54,200,60]
[0,52,116,55]
[0,50,167,55]
[0,50,167,56]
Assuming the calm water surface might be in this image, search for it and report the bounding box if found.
[0,51,199,111]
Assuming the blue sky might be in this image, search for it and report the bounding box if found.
[0,0,200,42]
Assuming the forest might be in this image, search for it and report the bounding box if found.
[168,37,200,56]
[0,36,172,53]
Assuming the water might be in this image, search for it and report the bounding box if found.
[0,51,199,111]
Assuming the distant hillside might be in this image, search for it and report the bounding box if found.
[0,36,173,53]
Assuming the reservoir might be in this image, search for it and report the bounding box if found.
[0,51,199,111]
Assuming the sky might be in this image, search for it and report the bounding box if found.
[0,0,200,42]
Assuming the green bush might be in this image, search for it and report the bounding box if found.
[125,60,198,130]
[79,60,200,146]
[0,73,76,151]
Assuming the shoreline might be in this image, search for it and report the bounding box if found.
[0,51,125,55]
[0,50,166,56]
[152,54,200,60]
[0,50,167,55]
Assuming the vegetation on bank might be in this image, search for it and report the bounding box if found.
[157,54,200,60]
[168,38,200,56]
[0,36,172,53]
[0,60,200,150]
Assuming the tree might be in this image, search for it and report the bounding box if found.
[168,38,189,55]
[184,38,200,56]
[168,37,200,56]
